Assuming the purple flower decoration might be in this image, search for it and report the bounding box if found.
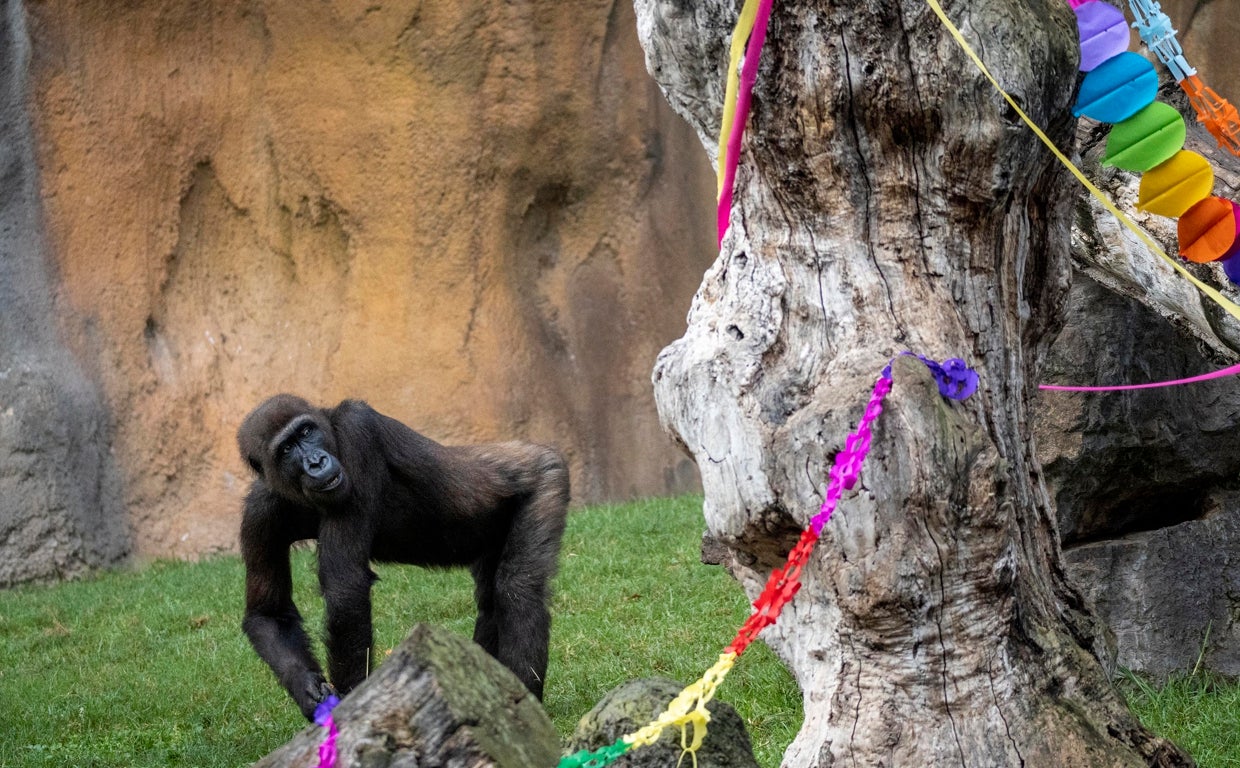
[882,353,979,400]
[313,695,340,727]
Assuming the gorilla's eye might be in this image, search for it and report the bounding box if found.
[300,424,313,438]
[281,442,294,455]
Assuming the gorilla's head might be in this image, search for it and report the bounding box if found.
[239,394,350,505]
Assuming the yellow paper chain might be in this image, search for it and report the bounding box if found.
[925,0,1240,324]
[716,0,761,197]
[621,652,738,767]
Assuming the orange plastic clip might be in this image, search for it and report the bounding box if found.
[1180,74,1240,156]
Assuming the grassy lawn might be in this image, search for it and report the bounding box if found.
[0,495,1235,767]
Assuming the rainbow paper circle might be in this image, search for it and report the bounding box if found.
[1075,1,1131,72]
[1138,150,1214,217]
[1073,52,1159,123]
[1178,197,1237,263]
[1102,102,1187,172]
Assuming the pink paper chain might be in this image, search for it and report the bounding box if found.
[811,374,893,535]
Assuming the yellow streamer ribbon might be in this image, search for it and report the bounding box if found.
[717,0,761,197]
[925,0,1240,323]
[621,652,738,767]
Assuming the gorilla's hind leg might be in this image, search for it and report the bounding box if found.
[493,448,569,699]
[470,553,501,657]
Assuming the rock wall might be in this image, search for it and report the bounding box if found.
[0,0,126,586]
[15,0,715,564]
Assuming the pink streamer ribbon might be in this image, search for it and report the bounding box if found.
[717,0,774,246]
[314,696,340,768]
[1038,361,1240,392]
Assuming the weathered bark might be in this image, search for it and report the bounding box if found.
[638,0,1192,765]
[254,624,559,768]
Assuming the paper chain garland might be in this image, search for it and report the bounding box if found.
[558,355,977,768]
[314,695,340,768]
[1071,0,1240,270]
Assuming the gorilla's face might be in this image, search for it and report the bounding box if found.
[272,416,349,502]
[240,395,350,506]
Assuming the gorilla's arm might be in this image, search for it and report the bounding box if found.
[240,489,331,720]
[317,517,377,696]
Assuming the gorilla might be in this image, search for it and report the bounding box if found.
[237,394,569,719]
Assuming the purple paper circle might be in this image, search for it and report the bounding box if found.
[1222,202,1240,282]
[1075,1,1131,72]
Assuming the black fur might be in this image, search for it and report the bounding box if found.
[237,394,569,719]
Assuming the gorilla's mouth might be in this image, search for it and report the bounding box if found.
[316,473,344,493]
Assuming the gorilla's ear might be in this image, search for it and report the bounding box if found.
[248,457,263,476]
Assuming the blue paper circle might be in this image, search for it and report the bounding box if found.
[1073,52,1159,123]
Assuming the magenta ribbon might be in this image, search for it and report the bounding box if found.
[314,696,340,768]
[717,0,775,246]
[1039,361,1240,392]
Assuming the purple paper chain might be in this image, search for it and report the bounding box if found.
[811,354,978,535]
[314,696,341,768]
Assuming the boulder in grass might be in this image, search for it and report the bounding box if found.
[566,677,759,768]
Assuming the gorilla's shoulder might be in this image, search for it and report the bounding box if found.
[329,399,380,419]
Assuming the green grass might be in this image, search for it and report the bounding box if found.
[4,496,1238,768]
[1119,670,1240,767]
[0,496,800,767]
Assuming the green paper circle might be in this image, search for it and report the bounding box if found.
[1103,102,1187,172]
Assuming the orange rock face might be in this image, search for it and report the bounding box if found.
[26,1,714,558]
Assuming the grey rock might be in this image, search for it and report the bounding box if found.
[566,678,759,768]
[1037,272,1240,677]
[1065,488,1240,679]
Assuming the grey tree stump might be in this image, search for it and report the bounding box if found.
[254,623,559,768]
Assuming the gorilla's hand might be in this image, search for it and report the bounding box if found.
[294,672,338,721]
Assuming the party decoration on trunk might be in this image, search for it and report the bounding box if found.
[1074,1,1131,72]
[1073,51,1159,123]
[927,0,1240,321]
[1181,74,1240,155]
[1178,197,1238,264]
[1057,0,1240,287]
[1102,101,1186,172]
[1040,361,1240,391]
[1127,0,1240,155]
[1137,150,1214,217]
[715,0,775,247]
[314,695,341,768]
[558,355,978,768]
[937,0,1240,391]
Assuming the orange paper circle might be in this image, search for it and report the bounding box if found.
[1138,150,1214,218]
[1178,196,1237,263]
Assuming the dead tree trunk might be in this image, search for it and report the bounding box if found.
[638,0,1193,765]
